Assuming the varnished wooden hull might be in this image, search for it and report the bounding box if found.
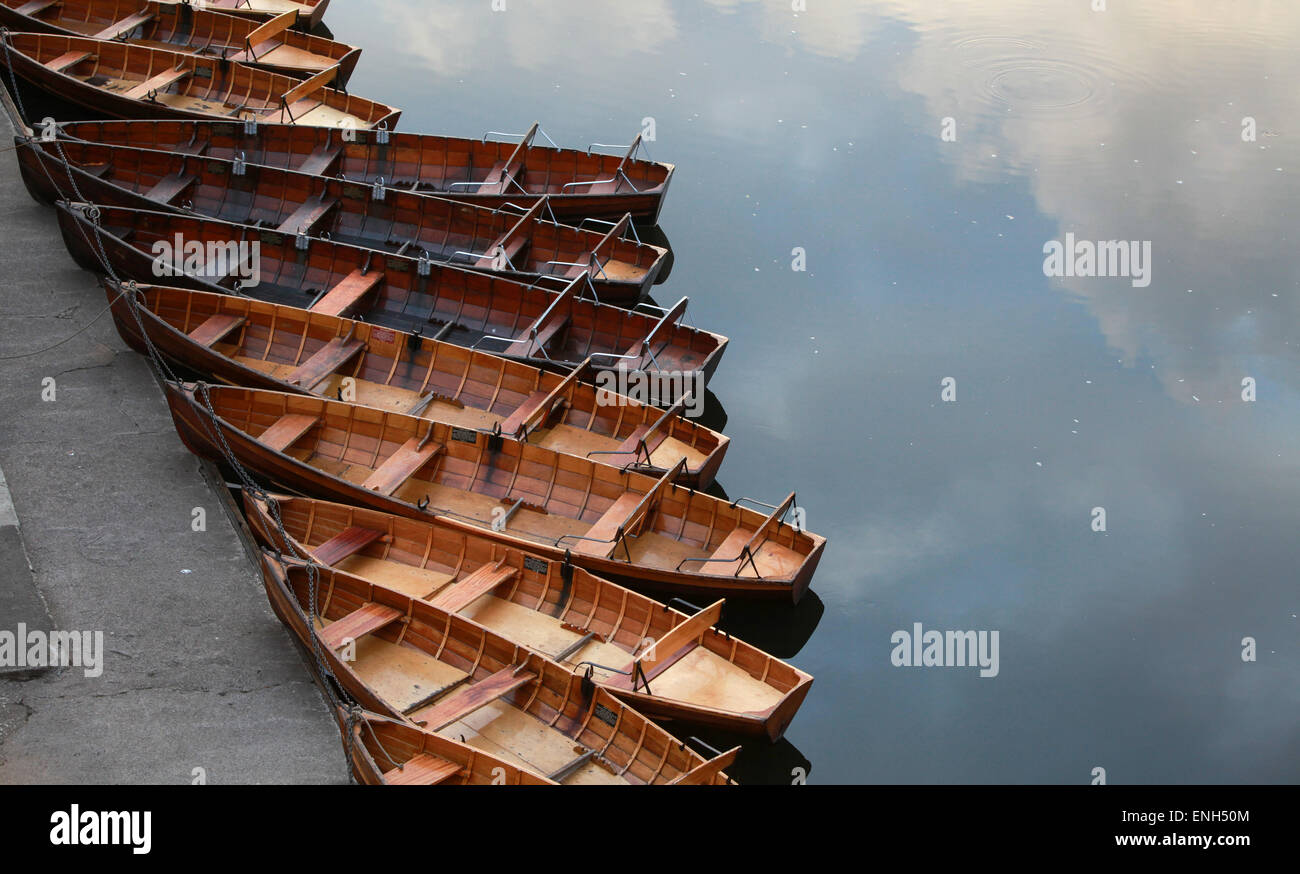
[154,0,329,31]
[244,494,813,740]
[165,383,824,603]
[258,554,733,784]
[0,0,359,85]
[21,139,668,304]
[54,202,726,384]
[0,33,396,128]
[335,708,556,786]
[104,284,727,488]
[50,119,672,222]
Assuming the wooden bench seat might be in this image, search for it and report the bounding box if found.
[186,313,244,347]
[502,315,568,358]
[408,666,536,731]
[476,230,528,269]
[605,599,722,692]
[480,159,522,195]
[382,753,461,786]
[145,172,196,205]
[605,424,668,465]
[296,144,342,176]
[310,268,382,317]
[319,602,403,650]
[704,528,751,573]
[174,139,208,156]
[285,337,365,391]
[428,563,518,613]
[275,195,337,234]
[17,0,60,16]
[572,492,641,558]
[282,97,322,122]
[258,412,319,452]
[362,436,444,496]
[124,67,190,100]
[44,51,93,73]
[498,391,549,437]
[311,525,384,567]
[94,11,155,40]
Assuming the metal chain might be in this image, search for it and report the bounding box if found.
[1,35,362,774]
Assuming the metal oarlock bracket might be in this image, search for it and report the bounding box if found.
[483,126,558,148]
[578,216,643,245]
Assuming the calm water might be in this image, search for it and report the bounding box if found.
[84,1,1300,783]
[310,0,1300,784]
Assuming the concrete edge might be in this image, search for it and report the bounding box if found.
[0,463,55,679]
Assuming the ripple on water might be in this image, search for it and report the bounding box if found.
[950,34,1111,120]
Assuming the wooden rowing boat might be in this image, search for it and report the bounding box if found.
[166,382,825,602]
[106,284,727,487]
[22,139,668,303]
[337,708,556,785]
[258,552,737,784]
[0,32,397,128]
[47,118,673,222]
[245,494,813,739]
[156,0,329,30]
[0,1,360,84]
[55,202,726,381]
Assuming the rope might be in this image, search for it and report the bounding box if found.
[0,286,127,359]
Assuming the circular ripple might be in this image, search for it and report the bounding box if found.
[946,32,1108,118]
[984,59,1100,115]
[951,35,1043,63]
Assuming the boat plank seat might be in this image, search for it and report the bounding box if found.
[572,492,641,558]
[17,0,60,15]
[361,437,444,495]
[310,268,382,317]
[498,391,549,436]
[605,598,723,692]
[706,527,752,573]
[480,159,522,195]
[258,412,320,452]
[476,229,528,269]
[428,563,518,613]
[669,747,740,786]
[93,11,155,40]
[382,753,461,786]
[319,602,403,650]
[502,314,568,358]
[409,666,536,731]
[283,98,322,121]
[186,313,245,347]
[311,525,384,566]
[44,50,94,73]
[174,138,208,156]
[704,492,798,576]
[285,337,365,390]
[124,67,190,100]
[145,171,197,205]
[275,195,337,234]
[622,297,689,362]
[608,424,668,462]
[296,144,342,176]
